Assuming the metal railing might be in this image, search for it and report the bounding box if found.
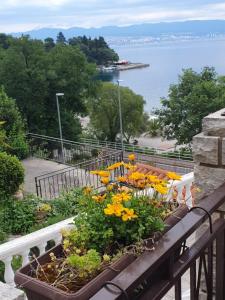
[35,150,123,199]
[27,133,193,163]
[91,183,225,300]
[81,137,193,161]
[27,133,113,165]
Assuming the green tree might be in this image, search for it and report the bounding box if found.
[56,32,66,44]
[0,35,97,140]
[0,87,28,158]
[68,35,119,65]
[156,67,225,145]
[44,37,55,51]
[88,82,145,142]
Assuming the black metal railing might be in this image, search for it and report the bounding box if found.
[91,183,225,300]
[35,150,123,199]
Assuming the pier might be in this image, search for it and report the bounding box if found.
[117,63,150,71]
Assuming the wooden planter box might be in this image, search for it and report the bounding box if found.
[15,205,189,300]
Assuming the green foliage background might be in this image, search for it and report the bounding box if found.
[156,67,225,145]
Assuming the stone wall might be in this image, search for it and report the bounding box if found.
[193,108,225,207]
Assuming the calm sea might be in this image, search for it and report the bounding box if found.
[102,39,225,112]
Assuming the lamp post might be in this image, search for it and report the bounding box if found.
[117,80,124,153]
[56,93,64,163]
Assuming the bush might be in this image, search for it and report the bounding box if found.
[8,134,29,159]
[1,198,36,234]
[0,152,24,198]
[0,228,7,244]
[51,188,83,217]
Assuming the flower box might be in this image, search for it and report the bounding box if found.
[15,205,188,300]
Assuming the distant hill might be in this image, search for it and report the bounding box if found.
[11,20,225,40]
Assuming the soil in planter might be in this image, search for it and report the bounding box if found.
[34,250,112,293]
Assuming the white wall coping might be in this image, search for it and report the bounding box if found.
[0,217,74,260]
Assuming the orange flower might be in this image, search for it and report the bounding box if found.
[128,154,136,161]
[101,177,110,185]
[116,176,127,183]
[83,186,92,195]
[92,194,106,202]
[112,192,132,203]
[104,203,125,217]
[107,162,123,170]
[167,172,181,181]
[106,184,114,191]
[90,170,110,177]
[128,172,145,181]
[122,208,138,221]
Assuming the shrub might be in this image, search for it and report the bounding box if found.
[0,152,24,198]
[51,188,83,217]
[1,198,36,234]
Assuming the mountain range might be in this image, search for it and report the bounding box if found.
[11,20,225,40]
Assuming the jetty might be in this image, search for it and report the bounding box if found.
[116,63,149,71]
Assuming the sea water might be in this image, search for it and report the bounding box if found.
[105,38,225,112]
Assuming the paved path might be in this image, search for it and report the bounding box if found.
[22,157,69,195]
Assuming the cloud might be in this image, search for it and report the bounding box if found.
[0,0,225,33]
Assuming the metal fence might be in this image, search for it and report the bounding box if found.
[35,150,123,199]
[27,133,193,163]
[91,183,225,300]
[81,137,193,161]
[27,133,112,165]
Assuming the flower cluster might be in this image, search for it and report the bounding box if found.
[66,155,182,256]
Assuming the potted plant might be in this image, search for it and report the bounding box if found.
[15,156,188,300]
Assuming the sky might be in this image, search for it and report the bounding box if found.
[1,0,225,33]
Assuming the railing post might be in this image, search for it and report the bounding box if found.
[216,231,225,299]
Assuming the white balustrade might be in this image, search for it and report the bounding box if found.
[137,172,194,207]
[0,217,74,286]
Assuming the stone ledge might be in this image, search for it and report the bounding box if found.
[0,282,24,300]
[194,165,225,211]
[202,108,225,137]
[193,133,219,165]
[222,138,225,166]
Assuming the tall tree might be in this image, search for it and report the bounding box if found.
[0,87,28,158]
[155,67,225,145]
[56,32,66,44]
[87,82,145,142]
[0,35,97,140]
[44,37,55,51]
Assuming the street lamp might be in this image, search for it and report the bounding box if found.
[117,80,124,153]
[56,93,64,163]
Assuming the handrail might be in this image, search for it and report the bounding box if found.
[91,182,225,299]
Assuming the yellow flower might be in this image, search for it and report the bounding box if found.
[38,203,51,212]
[128,172,145,181]
[92,194,107,202]
[167,172,182,181]
[153,184,168,195]
[116,176,127,183]
[136,181,147,189]
[147,175,161,184]
[101,177,110,185]
[106,184,114,191]
[83,186,92,195]
[128,154,136,161]
[107,162,123,170]
[112,192,132,203]
[122,208,138,221]
[90,170,110,177]
[104,203,125,216]
[123,163,137,171]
